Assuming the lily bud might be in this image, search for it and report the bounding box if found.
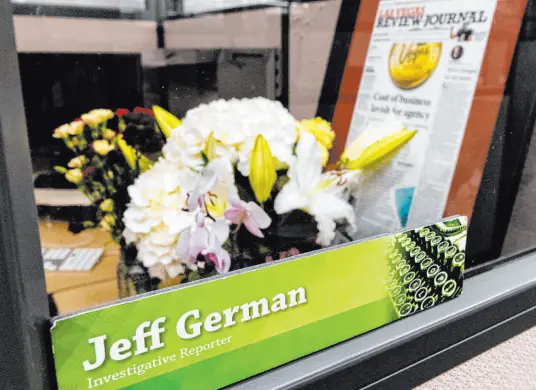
[204,131,217,161]
[249,135,277,204]
[153,105,182,138]
[343,129,417,171]
[117,136,153,172]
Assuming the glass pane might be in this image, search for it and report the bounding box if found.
[11,0,536,316]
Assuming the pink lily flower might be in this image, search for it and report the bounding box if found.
[201,231,231,273]
[187,167,218,212]
[225,197,272,238]
[176,213,231,273]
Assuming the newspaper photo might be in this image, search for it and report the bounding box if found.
[347,0,498,239]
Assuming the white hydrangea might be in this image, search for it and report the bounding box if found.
[123,159,195,278]
[165,97,298,175]
[124,98,301,277]
[162,126,205,170]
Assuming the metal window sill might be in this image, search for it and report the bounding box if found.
[230,250,536,389]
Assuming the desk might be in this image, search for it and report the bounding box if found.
[40,220,182,314]
[40,220,120,314]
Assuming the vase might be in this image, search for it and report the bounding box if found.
[117,244,160,298]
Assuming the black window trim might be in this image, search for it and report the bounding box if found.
[1,1,536,389]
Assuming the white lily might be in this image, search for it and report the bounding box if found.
[185,158,237,218]
[274,132,356,246]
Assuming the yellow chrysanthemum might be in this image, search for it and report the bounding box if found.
[65,169,83,184]
[81,109,114,128]
[53,124,70,139]
[103,129,117,140]
[298,118,335,166]
[67,155,88,169]
[67,121,85,136]
[99,199,114,213]
[92,140,115,156]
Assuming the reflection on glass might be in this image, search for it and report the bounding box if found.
[11,0,535,317]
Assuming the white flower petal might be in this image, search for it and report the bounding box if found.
[123,228,137,245]
[164,211,195,235]
[212,219,230,244]
[309,192,355,246]
[165,262,185,278]
[274,181,309,215]
[292,132,323,188]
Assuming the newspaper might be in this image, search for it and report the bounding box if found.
[347,0,498,239]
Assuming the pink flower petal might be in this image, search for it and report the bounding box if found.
[224,207,244,225]
[205,248,231,274]
[190,227,209,260]
[244,217,264,238]
[246,202,272,229]
[289,248,300,256]
[216,249,231,273]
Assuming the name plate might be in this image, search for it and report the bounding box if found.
[51,217,467,389]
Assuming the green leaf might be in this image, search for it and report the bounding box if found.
[54,166,68,174]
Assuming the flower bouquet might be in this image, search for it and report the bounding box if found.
[53,98,416,292]
[52,107,169,292]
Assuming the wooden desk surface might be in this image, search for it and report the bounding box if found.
[53,280,119,315]
[40,220,181,315]
[40,220,120,314]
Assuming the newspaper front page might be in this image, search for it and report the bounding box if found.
[347,0,498,239]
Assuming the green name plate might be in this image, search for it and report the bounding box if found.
[51,217,467,390]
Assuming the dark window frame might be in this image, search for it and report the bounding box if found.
[1,1,536,389]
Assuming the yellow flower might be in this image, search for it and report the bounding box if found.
[100,214,116,231]
[103,129,117,140]
[342,128,417,171]
[249,135,277,203]
[67,155,88,169]
[53,124,70,139]
[65,169,83,184]
[99,199,114,213]
[81,109,114,127]
[67,121,85,136]
[117,136,153,172]
[153,105,181,138]
[92,140,115,156]
[206,196,228,218]
[298,118,335,166]
[298,118,335,149]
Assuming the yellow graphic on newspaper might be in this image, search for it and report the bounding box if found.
[389,43,442,89]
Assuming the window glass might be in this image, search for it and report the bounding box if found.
[10,0,535,315]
